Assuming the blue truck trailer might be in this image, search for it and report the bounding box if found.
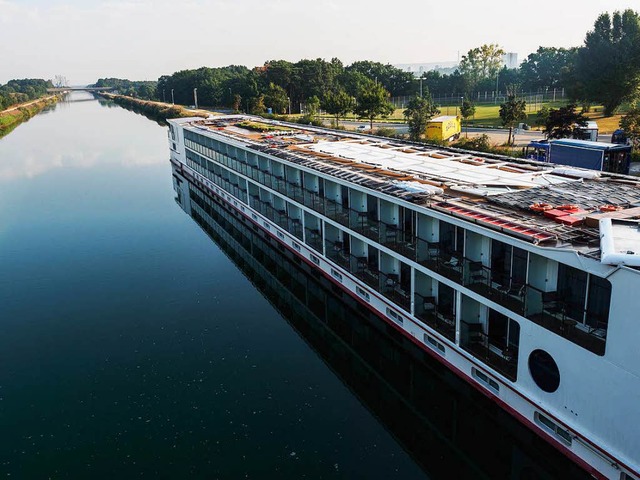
[525,139,632,175]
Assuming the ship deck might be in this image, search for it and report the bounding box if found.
[182,115,640,255]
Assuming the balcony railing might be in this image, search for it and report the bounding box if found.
[414,292,455,342]
[304,227,323,253]
[525,287,606,355]
[459,320,518,381]
[325,240,351,271]
[380,271,411,312]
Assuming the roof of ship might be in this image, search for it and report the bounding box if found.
[179,115,640,257]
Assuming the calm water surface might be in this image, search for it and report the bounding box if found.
[0,92,589,479]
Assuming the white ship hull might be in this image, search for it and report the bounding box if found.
[168,115,640,480]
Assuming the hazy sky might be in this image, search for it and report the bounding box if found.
[0,0,635,85]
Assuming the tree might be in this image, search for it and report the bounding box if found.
[305,95,320,117]
[543,104,588,139]
[403,95,440,141]
[264,82,288,114]
[519,47,576,91]
[250,95,266,115]
[535,106,550,128]
[53,75,68,88]
[499,95,527,145]
[620,107,640,150]
[322,89,353,127]
[459,98,476,137]
[354,82,394,130]
[458,44,505,93]
[232,93,242,112]
[575,9,640,115]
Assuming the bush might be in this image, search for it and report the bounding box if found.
[454,134,493,153]
[374,127,397,138]
[295,115,324,127]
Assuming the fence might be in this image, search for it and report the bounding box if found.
[390,88,566,109]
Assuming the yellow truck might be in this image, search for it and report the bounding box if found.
[425,115,461,142]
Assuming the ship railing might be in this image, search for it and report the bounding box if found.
[325,240,351,271]
[418,246,463,283]
[349,210,381,242]
[459,319,518,381]
[302,188,327,215]
[323,199,350,228]
[287,218,303,240]
[413,292,456,342]
[353,259,380,290]
[524,286,606,355]
[379,271,411,312]
[286,182,304,204]
[304,227,323,254]
[379,223,419,261]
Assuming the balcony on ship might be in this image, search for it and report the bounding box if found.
[286,203,304,240]
[459,295,519,381]
[379,252,411,312]
[414,271,456,342]
[324,225,350,271]
[304,212,323,254]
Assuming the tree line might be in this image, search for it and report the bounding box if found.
[96,9,639,119]
[91,9,640,146]
[0,79,54,110]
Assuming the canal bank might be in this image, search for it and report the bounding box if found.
[0,94,61,139]
[97,92,210,122]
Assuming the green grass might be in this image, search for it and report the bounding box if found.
[0,97,59,138]
[294,99,627,133]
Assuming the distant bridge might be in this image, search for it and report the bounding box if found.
[47,86,115,92]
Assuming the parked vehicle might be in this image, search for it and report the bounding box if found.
[525,138,632,174]
[426,115,461,142]
[576,121,599,141]
[611,129,629,145]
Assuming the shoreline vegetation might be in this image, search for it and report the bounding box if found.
[0,95,61,139]
[97,93,210,122]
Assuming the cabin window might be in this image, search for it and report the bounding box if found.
[586,275,611,331]
[534,412,572,446]
[557,263,587,322]
[356,286,370,301]
[472,368,500,392]
[385,308,403,326]
[424,334,445,355]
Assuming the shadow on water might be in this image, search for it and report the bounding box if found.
[173,167,591,480]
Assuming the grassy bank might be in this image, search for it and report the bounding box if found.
[0,95,60,139]
[98,93,211,122]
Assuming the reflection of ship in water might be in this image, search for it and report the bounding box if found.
[173,169,589,480]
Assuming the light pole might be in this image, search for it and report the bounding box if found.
[193,88,198,109]
[287,96,291,115]
[495,71,499,104]
[171,89,174,105]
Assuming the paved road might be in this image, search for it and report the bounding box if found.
[335,120,612,146]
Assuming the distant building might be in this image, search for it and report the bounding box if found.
[501,52,518,69]
[394,62,459,78]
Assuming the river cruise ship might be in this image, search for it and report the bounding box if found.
[167,115,640,479]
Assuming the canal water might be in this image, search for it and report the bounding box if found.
[0,92,590,479]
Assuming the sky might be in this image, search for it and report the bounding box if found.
[0,0,636,85]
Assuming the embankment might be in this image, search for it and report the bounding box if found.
[0,95,61,139]
[97,93,210,123]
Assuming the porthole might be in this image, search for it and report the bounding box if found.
[528,349,560,393]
